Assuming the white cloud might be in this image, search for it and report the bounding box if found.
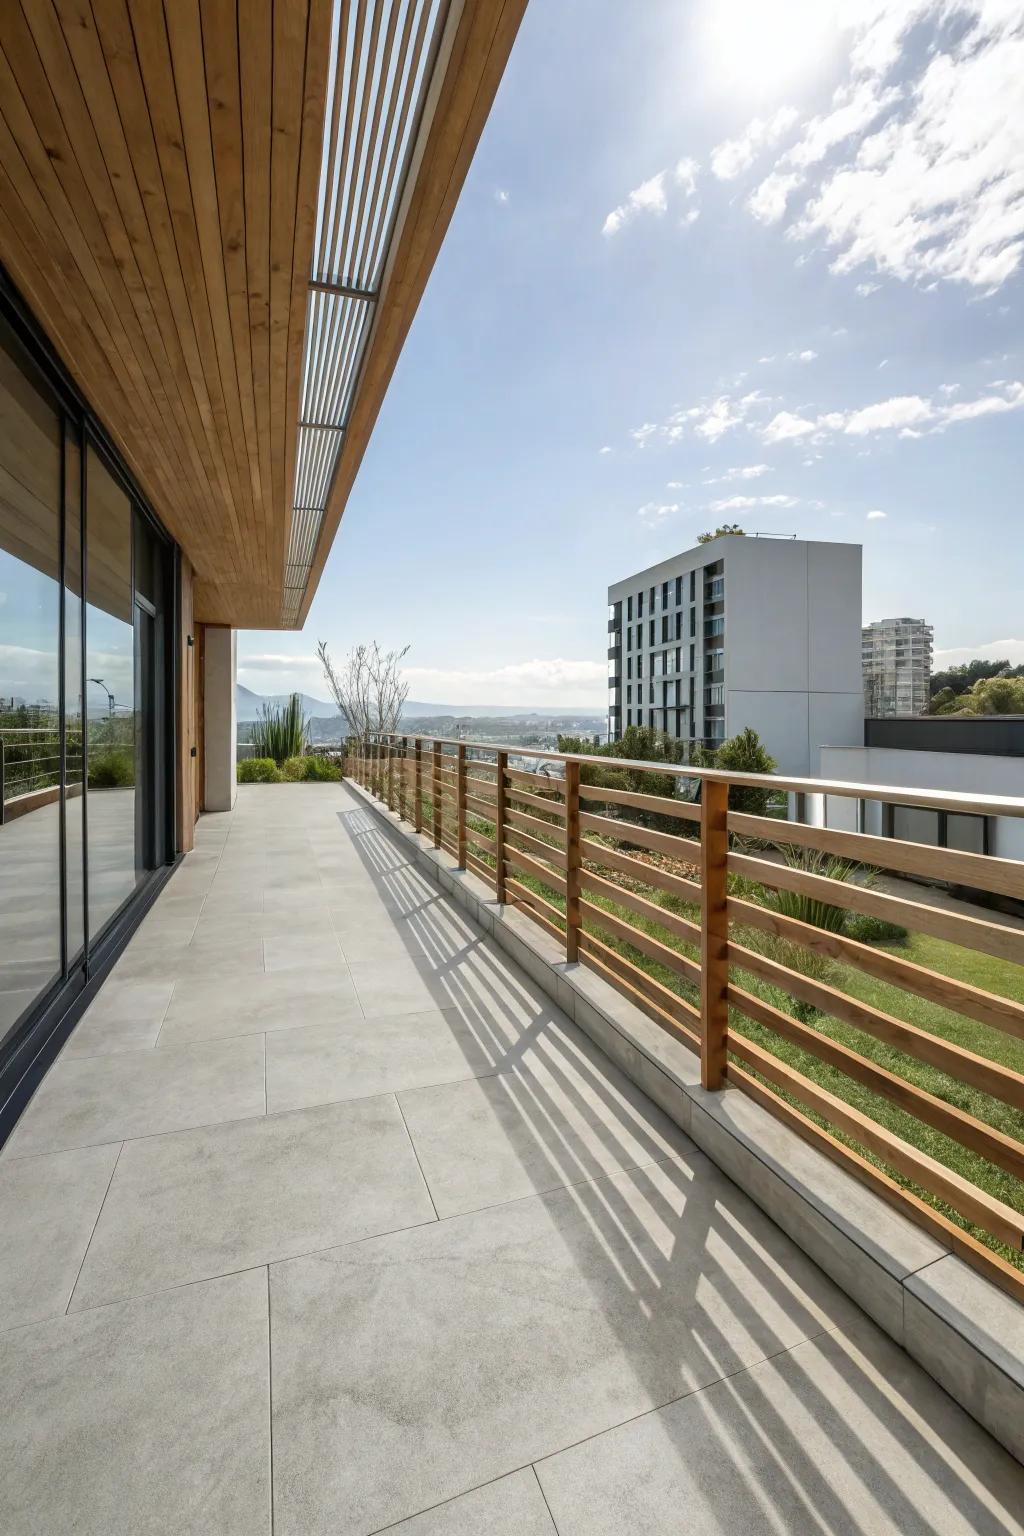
[866,509,887,520]
[933,638,1024,668]
[711,105,798,181]
[938,382,960,396]
[402,660,608,709]
[602,171,668,236]
[666,480,686,489]
[598,445,612,454]
[767,4,1024,292]
[704,463,770,483]
[630,422,658,446]
[761,410,818,443]
[709,492,798,512]
[674,156,699,196]
[637,501,680,527]
[760,380,1024,444]
[604,157,699,238]
[748,171,802,225]
[856,282,880,296]
[787,348,818,362]
[494,188,510,204]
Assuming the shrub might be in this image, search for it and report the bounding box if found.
[302,753,343,782]
[845,912,909,945]
[237,756,281,783]
[281,756,308,781]
[88,749,134,788]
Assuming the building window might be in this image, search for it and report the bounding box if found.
[627,595,633,621]
[690,570,696,601]
[649,619,655,646]
[626,625,632,650]
[689,607,696,637]
[675,575,682,606]
[626,684,631,704]
[661,616,669,643]
[637,654,643,678]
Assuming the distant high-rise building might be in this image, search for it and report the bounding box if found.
[862,617,933,717]
[607,534,863,775]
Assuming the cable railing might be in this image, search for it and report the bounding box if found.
[0,728,84,821]
[350,731,1024,1304]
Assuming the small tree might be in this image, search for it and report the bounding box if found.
[697,523,745,544]
[713,725,777,814]
[317,640,410,741]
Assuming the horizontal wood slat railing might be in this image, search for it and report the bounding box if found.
[348,731,1024,1303]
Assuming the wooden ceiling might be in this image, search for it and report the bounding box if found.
[0,1,526,629]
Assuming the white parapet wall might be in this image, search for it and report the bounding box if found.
[820,744,1024,861]
[203,626,237,813]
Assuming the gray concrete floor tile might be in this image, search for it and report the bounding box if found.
[265,1008,500,1114]
[0,1269,270,1535]
[398,1029,695,1217]
[268,1158,855,1536]
[157,970,362,1048]
[0,1144,120,1330]
[6,1034,267,1156]
[71,1097,435,1309]
[63,980,175,1057]
[263,931,348,973]
[535,1320,1024,1536]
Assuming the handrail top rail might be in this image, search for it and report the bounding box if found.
[365,730,1024,821]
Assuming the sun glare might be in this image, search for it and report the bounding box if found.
[698,0,842,100]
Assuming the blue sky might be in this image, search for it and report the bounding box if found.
[238,0,1024,710]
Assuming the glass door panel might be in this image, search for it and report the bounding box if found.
[85,446,137,938]
[0,321,62,1041]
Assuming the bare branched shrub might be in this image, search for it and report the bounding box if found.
[317,640,410,741]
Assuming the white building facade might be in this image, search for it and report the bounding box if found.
[607,534,863,775]
[862,616,933,716]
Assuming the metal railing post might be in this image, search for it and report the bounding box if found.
[494,750,508,903]
[414,738,423,833]
[700,777,730,1090]
[456,743,467,868]
[431,740,441,849]
[564,759,581,961]
[387,735,395,811]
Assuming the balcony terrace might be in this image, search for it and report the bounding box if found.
[2,763,1023,1533]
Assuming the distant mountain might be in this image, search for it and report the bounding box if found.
[236,684,339,722]
[237,684,601,723]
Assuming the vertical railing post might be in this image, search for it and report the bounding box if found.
[457,743,467,868]
[494,750,508,903]
[700,777,730,1090]
[414,738,423,834]
[564,760,581,961]
[432,740,441,849]
[387,735,395,811]
[398,735,408,821]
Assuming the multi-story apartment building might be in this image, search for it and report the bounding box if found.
[607,534,863,774]
[862,617,934,717]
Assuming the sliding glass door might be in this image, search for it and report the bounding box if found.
[0,316,62,1035]
[0,307,176,1062]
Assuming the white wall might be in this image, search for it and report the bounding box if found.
[819,744,1024,860]
[204,626,237,813]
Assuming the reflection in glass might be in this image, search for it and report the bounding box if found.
[85,448,137,937]
[65,429,84,963]
[0,325,62,1039]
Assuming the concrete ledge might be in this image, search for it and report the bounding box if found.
[350,781,1024,1464]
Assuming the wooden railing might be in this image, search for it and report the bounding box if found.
[349,732,1024,1303]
